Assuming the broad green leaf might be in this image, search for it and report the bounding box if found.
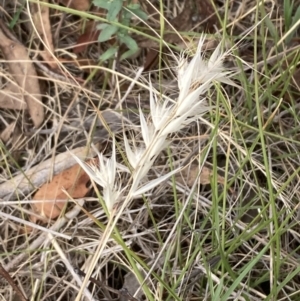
[100,47,118,61]
[107,0,123,21]
[127,3,140,10]
[120,48,139,60]
[97,23,108,30]
[121,10,131,27]
[93,0,110,10]
[128,8,148,21]
[118,34,138,51]
[98,24,118,42]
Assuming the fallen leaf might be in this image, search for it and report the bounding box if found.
[0,122,19,143]
[32,157,97,221]
[73,6,106,54]
[176,164,217,186]
[30,1,57,69]
[0,145,98,199]
[0,20,44,128]
[176,163,235,195]
[0,82,27,110]
[143,49,159,71]
[74,21,100,53]
[58,0,91,11]
[193,0,218,33]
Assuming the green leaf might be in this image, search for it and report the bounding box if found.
[98,24,118,42]
[97,23,108,30]
[118,34,139,60]
[100,47,118,61]
[291,6,300,28]
[119,34,138,51]
[93,0,111,10]
[127,3,140,10]
[121,10,132,27]
[220,242,270,301]
[283,0,293,29]
[285,6,300,44]
[107,0,123,21]
[120,48,139,60]
[263,15,279,42]
[128,8,148,20]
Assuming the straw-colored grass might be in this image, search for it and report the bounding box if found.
[1,1,300,301]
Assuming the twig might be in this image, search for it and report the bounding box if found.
[0,263,28,301]
[33,59,83,85]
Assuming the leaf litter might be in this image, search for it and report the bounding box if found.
[0,2,234,300]
[2,1,297,301]
[0,20,44,128]
[0,146,98,198]
[31,157,97,222]
[0,2,227,300]
[29,1,58,69]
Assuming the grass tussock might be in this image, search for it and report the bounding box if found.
[1,0,300,301]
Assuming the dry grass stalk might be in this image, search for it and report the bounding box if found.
[73,35,236,300]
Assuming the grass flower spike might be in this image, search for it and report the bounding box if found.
[72,36,234,212]
[3,3,298,300]
[122,36,235,200]
[70,141,121,212]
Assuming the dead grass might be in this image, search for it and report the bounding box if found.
[1,0,300,301]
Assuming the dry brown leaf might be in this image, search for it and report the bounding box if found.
[176,164,226,187]
[143,49,159,71]
[32,158,96,221]
[0,122,18,143]
[193,0,218,33]
[0,82,27,110]
[74,21,100,54]
[0,122,22,146]
[176,163,236,196]
[0,21,44,128]
[58,0,91,11]
[0,145,98,198]
[30,2,57,69]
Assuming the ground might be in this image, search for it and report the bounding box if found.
[1,0,300,300]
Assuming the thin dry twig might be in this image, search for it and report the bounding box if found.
[0,264,28,301]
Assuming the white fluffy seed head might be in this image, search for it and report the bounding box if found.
[69,140,121,212]
[71,35,236,212]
